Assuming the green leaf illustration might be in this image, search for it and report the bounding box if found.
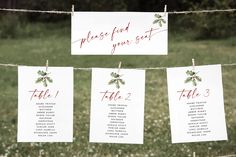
[116,82,120,89]
[153,19,159,24]
[154,14,162,18]
[161,19,166,24]
[153,14,166,27]
[108,79,116,85]
[192,79,197,86]
[108,72,125,89]
[36,70,53,87]
[195,76,202,82]
[186,70,195,75]
[184,77,192,83]
[184,70,202,86]
[119,79,125,85]
[35,77,43,83]
[43,80,48,87]
[111,72,120,78]
[37,70,47,76]
[46,77,53,83]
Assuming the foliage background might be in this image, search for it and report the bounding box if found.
[0,0,236,39]
[0,0,236,157]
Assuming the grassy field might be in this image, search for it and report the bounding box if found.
[0,22,236,157]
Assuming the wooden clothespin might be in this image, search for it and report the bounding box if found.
[118,61,122,74]
[164,5,167,16]
[71,5,74,16]
[192,58,195,71]
[46,60,49,72]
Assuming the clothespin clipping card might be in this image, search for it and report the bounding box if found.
[46,60,49,72]
[164,5,167,16]
[192,58,195,71]
[118,61,122,74]
[71,5,74,16]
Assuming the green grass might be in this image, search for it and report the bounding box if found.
[0,22,236,157]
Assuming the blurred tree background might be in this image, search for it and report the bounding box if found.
[0,1,236,157]
[0,0,236,38]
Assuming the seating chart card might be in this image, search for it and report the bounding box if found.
[18,66,73,142]
[167,64,228,143]
[90,68,145,144]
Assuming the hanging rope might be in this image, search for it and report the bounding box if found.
[0,63,235,71]
[0,8,236,15]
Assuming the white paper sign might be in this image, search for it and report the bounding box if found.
[18,66,73,142]
[167,64,228,143]
[90,68,145,144]
[72,12,168,55]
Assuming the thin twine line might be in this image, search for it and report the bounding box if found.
[168,8,236,14]
[0,63,235,71]
[0,8,236,15]
[217,155,236,157]
[0,8,71,14]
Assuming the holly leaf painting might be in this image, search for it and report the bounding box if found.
[108,72,125,89]
[36,70,53,87]
[153,14,166,27]
[184,70,202,86]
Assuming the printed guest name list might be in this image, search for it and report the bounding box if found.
[18,66,73,142]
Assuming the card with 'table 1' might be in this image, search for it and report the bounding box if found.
[18,66,73,142]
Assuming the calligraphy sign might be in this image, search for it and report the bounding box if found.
[71,12,168,55]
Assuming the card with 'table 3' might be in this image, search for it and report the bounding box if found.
[167,64,228,143]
